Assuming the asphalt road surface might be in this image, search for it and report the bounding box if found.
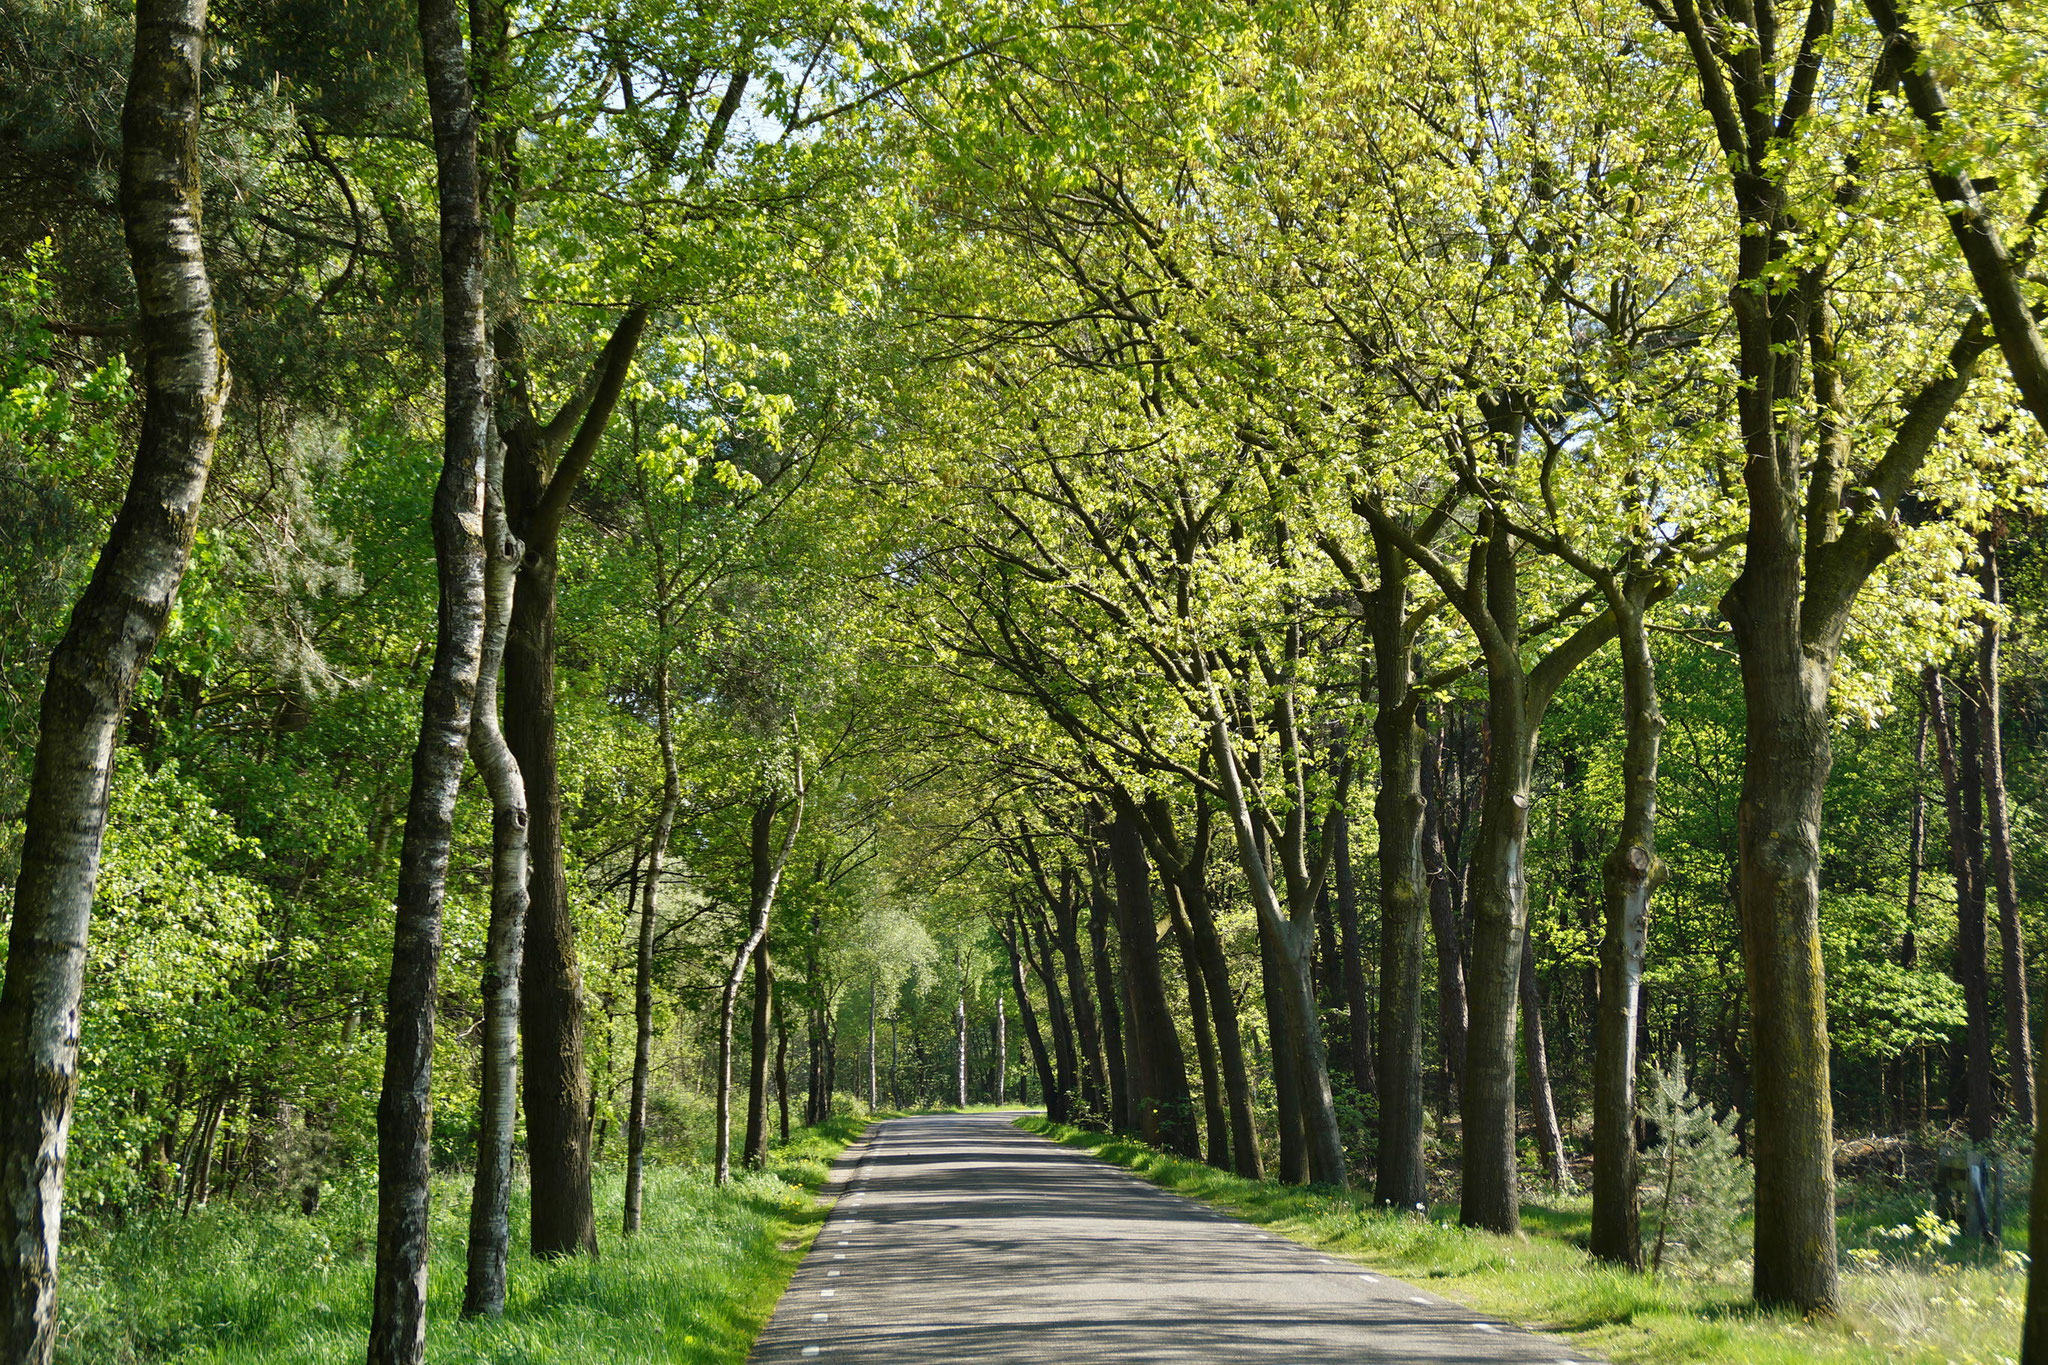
[749,1112,1604,1364]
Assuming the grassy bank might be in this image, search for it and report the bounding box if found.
[57,1115,865,1365]
[1017,1117,2025,1365]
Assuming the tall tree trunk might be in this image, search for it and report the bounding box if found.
[866,984,878,1112]
[1332,807,1375,1094]
[714,780,803,1185]
[1087,850,1131,1132]
[1138,794,1262,1177]
[1167,884,1229,1168]
[1590,599,1663,1268]
[369,0,490,1353]
[1027,915,1078,1113]
[775,998,791,1142]
[462,409,530,1312]
[1260,913,1306,1182]
[1980,539,2034,1121]
[622,627,679,1234]
[506,537,597,1254]
[994,992,1007,1105]
[1056,881,1110,1123]
[744,942,774,1167]
[501,304,648,1258]
[0,3,230,1356]
[1105,811,1199,1156]
[955,985,968,1109]
[1005,916,1061,1121]
[1519,935,1569,1189]
[1425,759,1470,1114]
[1931,669,1997,1141]
[1906,702,1928,1131]
[1370,534,1430,1209]
[1203,663,1349,1187]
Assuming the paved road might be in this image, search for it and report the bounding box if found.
[749,1112,1603,1364]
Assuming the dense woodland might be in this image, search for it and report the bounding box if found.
[3,0,2048,1360]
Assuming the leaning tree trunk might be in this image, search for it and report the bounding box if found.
[714,783,802,1185]
[1175,857,1262,1177]
[1590,600,1663,1269]
[1260,915,1307,1182]
[462,414,530,1314]
[1979,540,2034,1121]
[1168,887,1229,1168]
[743,942,774,1167]
[0,4,230,1358]
[369,0,490,1355]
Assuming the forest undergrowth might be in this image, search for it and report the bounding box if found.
[52,1116,866,1365]
[1019,1118,2030,1365]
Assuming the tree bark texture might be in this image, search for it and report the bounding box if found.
[1370,535,1430,1209]
[1167,883,1229,1168]
[623,651,678,1234]
[1931,669,1997,1142]
[369,0,490,1354]
[1979,540,2034,1121]
[1519,934,1569,1189]
[1005,914,1061,1122]
[714,783,802,1185]
[1104,812,1198,1156]
[0,4,230,1358]
[1590,602,1663,1268]
[744,943,773,1167]
[1332,808,1375,1094]
[461,415,529,1313]
[1087,848,1131,1132]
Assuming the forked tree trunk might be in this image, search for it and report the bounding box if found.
[369,0,491,1355]
[0,4,231,1358]
[1590,600,1663,1268]
[462,416,530,1313]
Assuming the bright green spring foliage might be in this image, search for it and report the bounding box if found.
[1640,1050,1748,1275]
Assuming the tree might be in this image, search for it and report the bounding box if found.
[0,5,230,1357]
[367,0,490,1354]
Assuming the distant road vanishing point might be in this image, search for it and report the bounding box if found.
[749,1113,1605,1364]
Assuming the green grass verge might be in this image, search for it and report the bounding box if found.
[58,1115,866,1365]
[1017,1117,2025,1365]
